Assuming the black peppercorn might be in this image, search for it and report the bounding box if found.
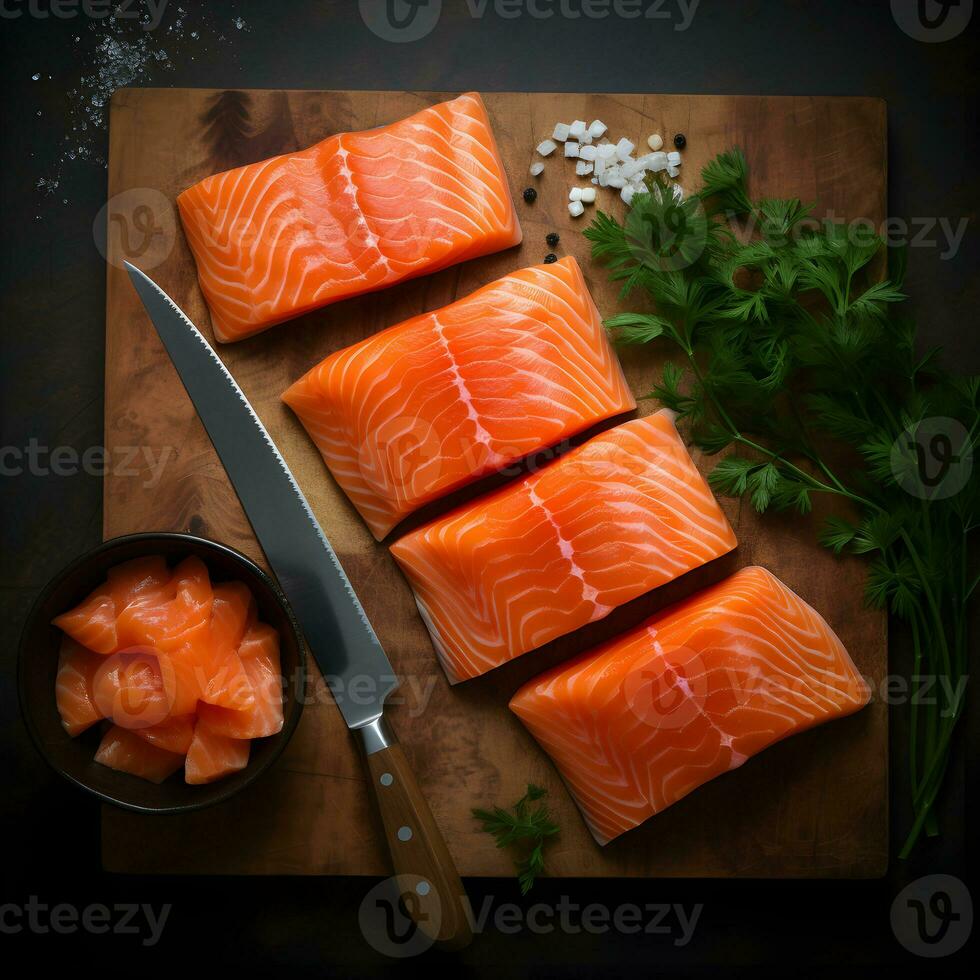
[546,232,560,248]
[543,253,558,264]
[523,187,538,203]
[673,133,687,149]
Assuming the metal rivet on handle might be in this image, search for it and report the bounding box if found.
[380,772,393,786]
[416,881,431,896]
[397,825,413,842]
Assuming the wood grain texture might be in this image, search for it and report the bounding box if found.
[102,89,888,878]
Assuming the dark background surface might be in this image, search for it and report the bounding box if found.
[1,0,976,973]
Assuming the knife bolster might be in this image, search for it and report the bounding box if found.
[357,715,395,755]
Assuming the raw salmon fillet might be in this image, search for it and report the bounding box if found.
[196,623,285,739]
[185,718,251,785]
[95,726,185,784]
[510,566,871,845]
[55,637,104,736]
[178,92,522,342]
[390,411,737,683]
[283,257,635,539]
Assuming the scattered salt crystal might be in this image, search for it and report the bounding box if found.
[615,138,635,160]
[537,139,558,156]
[568,200,585,218]
[552,122,570,141]
[621,158,644,179]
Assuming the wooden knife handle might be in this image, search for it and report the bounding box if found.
[360,721,473,950]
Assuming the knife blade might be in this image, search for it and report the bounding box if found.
[126,263,472,949]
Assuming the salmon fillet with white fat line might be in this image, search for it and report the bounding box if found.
[390,411,738,683]
[510,565,871,844]
[282,256,636,539]
[178,92,522,342]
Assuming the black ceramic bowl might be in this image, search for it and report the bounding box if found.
[18,532,306,813]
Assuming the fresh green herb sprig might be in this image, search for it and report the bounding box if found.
[585,152,978,858]
[473,783,559,894]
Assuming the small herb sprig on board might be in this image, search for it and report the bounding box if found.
[473,784,559,894]
[585,152,977,858]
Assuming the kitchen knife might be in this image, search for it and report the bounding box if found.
[125,263,472,950]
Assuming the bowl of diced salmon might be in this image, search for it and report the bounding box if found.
[18,532,307,813]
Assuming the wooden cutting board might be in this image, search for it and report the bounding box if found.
[101,89,888,877]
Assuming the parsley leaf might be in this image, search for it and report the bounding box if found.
[473,784,559,894]
[586,147,979,859]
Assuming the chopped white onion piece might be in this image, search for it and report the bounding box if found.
[529,161,545,177]
[569,187,583,202]
[672,184,685,202]
[598,143,618,160]
[588,119,607,139]
[568,200,585,218]
[537,139,558,157]
[579,133,593,145]
[647,133,664,151]
[578,144,598,161]
[552,122,570,142]
[593,155,606,175]
[597,171,611,187]
[667,151,682,166]
[575,160,593,176]
[564,141,580,158]
[615,137,635,160]
[667,164,680,178]
[581,187,597,204]
[606,174,627,189]
[646,151,668,172]
[621,185,636,206]
[569,119,587,139]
